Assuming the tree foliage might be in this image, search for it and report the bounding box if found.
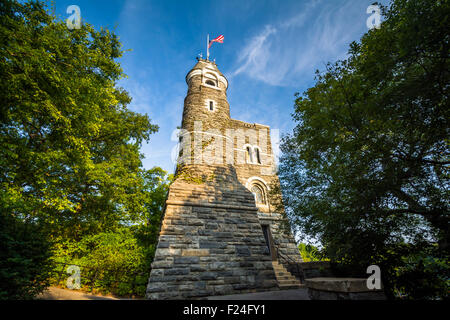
[0,210,54,300]
[0,0,161,298]
[298,243,323,262]
[0,0,158,238]
[51,167,172,297]
[279,0,449,299]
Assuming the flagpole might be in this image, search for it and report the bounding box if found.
[207,34,209,60]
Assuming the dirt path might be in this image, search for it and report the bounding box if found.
[36,286,129,300]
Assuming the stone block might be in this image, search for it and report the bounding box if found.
[155,248,181,257]
[157,242,170,248]
[223,276,241,284]
[189,265,206,273]
[149,276,177,283]
[178,284,195,291]
[213,285,234,295]
[182,249,209,257]
[199,241,227,249]
[199,272,218,280]
[214,232,233,238]
[151,261,172,269]
[235,245,251,256]
[239,261,254,268]
[147,282,166,293]
[174,256,200,264]
[232,283,250,290]
[209,262,227,271]
[164,268,190,276]
[194,281,207,290]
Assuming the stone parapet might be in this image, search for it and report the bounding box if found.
[305,277,386,300]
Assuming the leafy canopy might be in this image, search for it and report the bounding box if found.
[0,0,158,238]
[279,0,449,299]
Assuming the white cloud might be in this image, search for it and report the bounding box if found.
[232,25,277,78]
[231,0,368,87]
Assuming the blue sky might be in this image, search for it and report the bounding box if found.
[48,0,388,173]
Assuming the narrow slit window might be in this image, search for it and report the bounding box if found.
[255,148,261,164]
[261,225,271,255]
[209,101,214,111]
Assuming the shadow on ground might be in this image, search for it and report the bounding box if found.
[37,286,310,300]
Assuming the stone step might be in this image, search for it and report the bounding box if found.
[276,276,298,281]
[276,273,296,279]
[271,260,302,288]
[272,265,289,270]
[271,267,287,272]
[272,267,288,272]
[272,262,289,271]
[279,282,302,286]
[273,270,296,277]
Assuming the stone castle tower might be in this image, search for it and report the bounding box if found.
[146,58,302,299]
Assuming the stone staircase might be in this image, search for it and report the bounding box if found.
[272,261,303,289]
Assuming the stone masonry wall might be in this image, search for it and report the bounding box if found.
[229,119,302,265]
[146,165,279,299]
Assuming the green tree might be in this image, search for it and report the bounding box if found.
[133,167,173,253]
[297,243,323,262]
[279,0,449,299]
[0,0,158,239]
[51,167,172,297]
[0,0,159,298]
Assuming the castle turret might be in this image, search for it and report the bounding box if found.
[182,58,230,133]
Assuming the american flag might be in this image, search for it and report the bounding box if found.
[208,34,224,48]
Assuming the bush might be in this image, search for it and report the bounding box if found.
[51,228,154,297]
[0,212,54,300]
[393,246,449,300]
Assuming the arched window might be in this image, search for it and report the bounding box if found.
[204,72,218,87]
[254,147,261,164]
[246,146,254,163]
[251,184,266,205]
